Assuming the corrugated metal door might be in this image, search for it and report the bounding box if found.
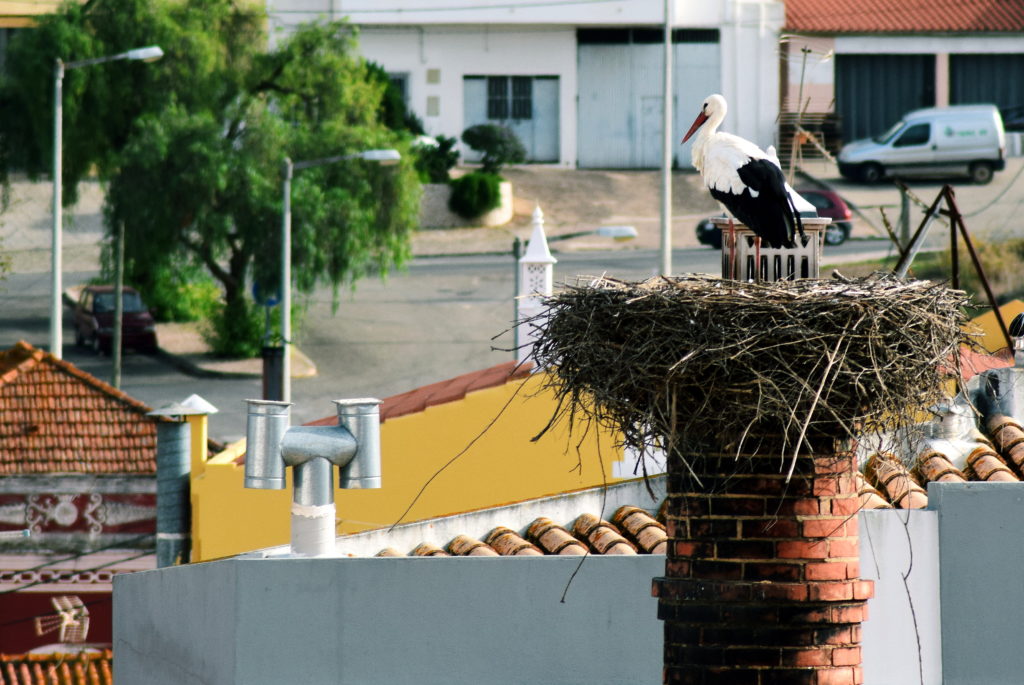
[577,30,719,169]
[835,54,935,142]
[950,54,1024,110]
[462,76,559,163]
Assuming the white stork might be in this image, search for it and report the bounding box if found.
[682,94,809,269]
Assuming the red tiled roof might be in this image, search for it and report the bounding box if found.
[0,651,112,685]
[785,0,1024,33]
[959,345,1012,381]
[306,360,534,428]
[859,410,1024,510]
[0,341,161,475]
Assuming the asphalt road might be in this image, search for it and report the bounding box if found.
[0,240,903,443]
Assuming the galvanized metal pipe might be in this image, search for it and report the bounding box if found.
[156,421,191,567]
[243,397,382,556]
[336,399,383,489]
[244,399,291,490]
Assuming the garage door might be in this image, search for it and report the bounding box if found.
[577,28,719,169]
[835,54,935,142]
[951,54,1024,112]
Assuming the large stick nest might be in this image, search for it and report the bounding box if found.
[527,274,973,466]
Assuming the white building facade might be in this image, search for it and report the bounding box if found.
[267,0,787,168]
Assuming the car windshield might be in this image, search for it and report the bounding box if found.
[93,292,146,313]
[873,120,906,144]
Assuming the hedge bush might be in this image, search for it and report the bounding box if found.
[461,124,525,175]
[448,171,502,219]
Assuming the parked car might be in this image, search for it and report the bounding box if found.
[695,188,854,248]
[73,285,158,354]
[838,104,1006,184]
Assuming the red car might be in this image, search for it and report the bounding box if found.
[73,285,158,354]
[696,187,854,247]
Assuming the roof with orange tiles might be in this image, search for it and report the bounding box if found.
[307,360,534,427]
[785,0,1024,33]
[0,341,162,475]
[858,409,1024,511]
[0,650,112,685]
[245,477,668,559]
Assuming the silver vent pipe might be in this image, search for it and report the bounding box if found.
[244,398,382,557]
[967,315,1024,424]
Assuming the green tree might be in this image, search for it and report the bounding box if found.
[0,0,420,355]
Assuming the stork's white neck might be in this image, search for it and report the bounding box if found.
[690,106,726,174]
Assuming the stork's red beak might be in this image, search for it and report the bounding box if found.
[682,111,708,144]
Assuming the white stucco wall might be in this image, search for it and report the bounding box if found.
[266,0,786,166]
[357,26,579,166]
[858,510,942,685]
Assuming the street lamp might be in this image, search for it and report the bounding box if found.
[51,45,164,359]
[280,149,401,402]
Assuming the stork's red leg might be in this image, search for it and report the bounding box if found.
[755,236,762,281]
[728,219,736,280]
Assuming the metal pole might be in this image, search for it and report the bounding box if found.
[512,236,522,360]
[112,221,124,388]
[51,59,64,359]
[660,0,673,277]
[899,188,911,250]
[893,190,945,278]
[281,158,293,404]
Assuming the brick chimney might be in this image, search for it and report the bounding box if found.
[653,445,873,685]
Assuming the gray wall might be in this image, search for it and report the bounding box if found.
[931,482,1024,685]
[115,555,664,685]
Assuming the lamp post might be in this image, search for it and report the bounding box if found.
[280,149,401,402]
[51,45,163,359]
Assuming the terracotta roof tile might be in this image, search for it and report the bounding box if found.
[303,361,532,429]
[960,346,1013,382]
[484,527,544,556]
[447,535,499,556]
[526,517,589,556]
[573,513,638,555]
[866,453,928,509]
[0,342,161,475]
[0,651,113,685]
[785,0,1024,33]
[613,505,668,554]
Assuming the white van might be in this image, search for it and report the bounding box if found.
[838,104,1006,184]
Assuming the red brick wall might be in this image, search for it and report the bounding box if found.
[653,450,873,685]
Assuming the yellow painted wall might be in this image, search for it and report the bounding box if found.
[191,372,627,560]
[969,300,1024,353]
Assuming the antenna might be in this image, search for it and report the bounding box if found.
[34,596,90,643]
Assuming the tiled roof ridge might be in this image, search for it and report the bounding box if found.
[0,649,113,685]
[1,341,157,418]
[784,0,1024,33]
[0,650,113,662]
[305,360,534,428]
[385,505,667,559]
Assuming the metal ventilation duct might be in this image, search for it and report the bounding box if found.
[244,398,382,556]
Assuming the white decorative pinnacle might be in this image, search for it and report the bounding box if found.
[521,204,557,265]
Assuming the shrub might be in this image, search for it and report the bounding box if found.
[414,135,460,183]
[448,171,502,219]
[461,124,525,174]
[202,296,265,358]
